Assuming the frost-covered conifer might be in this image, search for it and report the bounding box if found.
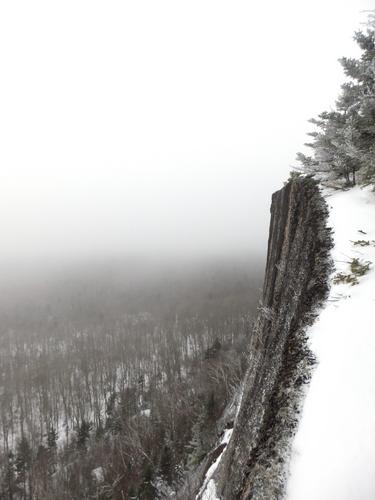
[297,12,375,187]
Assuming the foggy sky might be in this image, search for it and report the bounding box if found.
[0,0,373,264]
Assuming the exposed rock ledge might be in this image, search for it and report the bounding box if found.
[212,177,333,499]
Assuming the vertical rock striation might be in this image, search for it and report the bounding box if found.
[215,177,333,499]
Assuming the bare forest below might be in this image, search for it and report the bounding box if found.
[0,256,263,499]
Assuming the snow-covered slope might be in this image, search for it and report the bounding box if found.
[287,186,375,500]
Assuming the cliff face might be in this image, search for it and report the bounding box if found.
[213,178,333,499]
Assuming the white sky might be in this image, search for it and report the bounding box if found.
[0,0,373,262]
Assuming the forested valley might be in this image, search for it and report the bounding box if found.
[0,256,263,499]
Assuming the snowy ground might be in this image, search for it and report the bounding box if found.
[287,186,375,500]
[196,428,233,500]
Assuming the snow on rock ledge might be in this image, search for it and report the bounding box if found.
[197,429,234,500]
[287,186,375,500]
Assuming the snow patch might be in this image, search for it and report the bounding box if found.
[201,479,218,500]
[196,428,233,499]
[92,466,104,483]
[287,186,375,500]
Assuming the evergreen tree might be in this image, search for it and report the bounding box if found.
[139,463,157,500]
[159,443,173,484]
[206,390,217,421]
[15,436,32,499]
[47,426,58,451]
[105,392,117,432]
[76,420,92,450]
[47,426,58,475]
[3,452,16,500]
[297,13,375,186]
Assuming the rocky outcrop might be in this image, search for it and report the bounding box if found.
[213,177,333,499]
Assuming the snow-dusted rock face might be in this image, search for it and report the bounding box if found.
[212,178,333,499]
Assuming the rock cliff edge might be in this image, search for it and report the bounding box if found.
[214,177,333,499]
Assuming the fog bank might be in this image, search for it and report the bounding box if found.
[0,0,373,266]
